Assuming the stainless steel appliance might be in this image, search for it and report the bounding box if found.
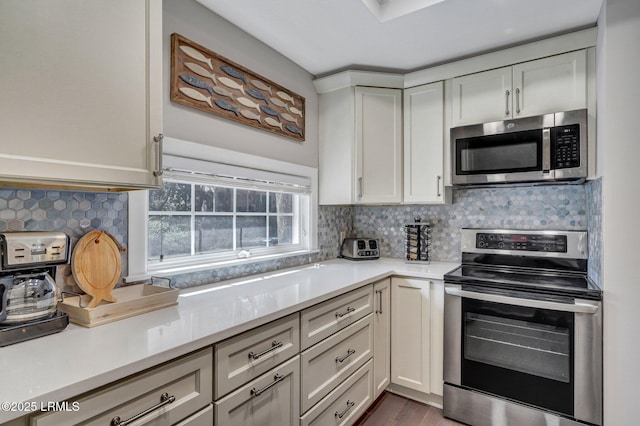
[339,238,380,260]
[451,109,587,185]
[443,229,602,426]
[0,231,70,346]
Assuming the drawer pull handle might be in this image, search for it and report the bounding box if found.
[376,289,383,314]
[110,392,175,426]
[335,307,355,318]
[250,373,285,397]
[335,348,356,363]
[248,340,283,360]
[335,400,355,419]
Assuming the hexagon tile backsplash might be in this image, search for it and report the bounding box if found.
[0,188,128,292]
[0,180,601,290]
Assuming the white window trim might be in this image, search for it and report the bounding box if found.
[127,137,318,282]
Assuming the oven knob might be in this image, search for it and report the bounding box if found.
[498,242,504,249]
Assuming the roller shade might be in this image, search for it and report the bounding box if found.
[163,155,312,195]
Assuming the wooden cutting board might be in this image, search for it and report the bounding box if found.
[71,230,124,308]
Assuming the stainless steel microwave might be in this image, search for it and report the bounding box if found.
[451,109,587,185]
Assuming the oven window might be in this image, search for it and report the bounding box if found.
[465,313,571,383]
[461,298,574,416]
[457,129,542,174]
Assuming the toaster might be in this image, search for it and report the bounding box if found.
[339,238,380,260]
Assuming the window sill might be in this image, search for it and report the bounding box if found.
[124,249,320,283]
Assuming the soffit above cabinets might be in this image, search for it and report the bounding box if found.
[195,0,602,77]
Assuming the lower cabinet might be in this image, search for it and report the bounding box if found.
[214,356,300,426]
[300,360,374,426]
[29,348,213,426]
[10,276,447,426]
[175,405,214,426]
[389,278,445,402]
[300,315,373,412]
[372,279,391,399]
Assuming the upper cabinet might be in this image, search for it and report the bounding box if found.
[355,87,403,204]
[451,50,587,127]
[319,86,402,205]
[0,0,163,190]
[403,82,446,204]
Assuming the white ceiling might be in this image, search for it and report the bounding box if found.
[196,0,603,78]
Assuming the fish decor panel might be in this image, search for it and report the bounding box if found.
[171,33,305,142]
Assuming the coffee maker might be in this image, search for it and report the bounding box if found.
[0,231,70,346]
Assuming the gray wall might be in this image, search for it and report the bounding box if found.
[162,0,319,168]
[599,0,640,424]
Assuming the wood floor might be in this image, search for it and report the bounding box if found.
[354,392,465,426]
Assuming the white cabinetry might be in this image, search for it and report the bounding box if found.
[318,87,402,205]
[30,348,212,425]
[215,356,300,426]
[0,0,162,190]
[451,50,587,127]
[403,82,447,204]
[389,278,444,404]
[372,279,391,399]
[355,87,403,204]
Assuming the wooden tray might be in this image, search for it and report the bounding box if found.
[58,284,179,328]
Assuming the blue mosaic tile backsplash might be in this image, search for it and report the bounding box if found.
[0,181,602,289]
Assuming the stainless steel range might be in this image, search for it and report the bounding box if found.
[443,229,602,426]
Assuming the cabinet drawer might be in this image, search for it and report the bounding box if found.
[215,313,300,398]
[215,355,300,426]
[30,347,213,426]
[301,285,373,350]
[301,315,373,413]
[174,404,213,426]
[300,360,373,426]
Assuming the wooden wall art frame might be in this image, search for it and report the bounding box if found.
[170,33,305,142]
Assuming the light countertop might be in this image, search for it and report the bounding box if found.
[0,258,458,423]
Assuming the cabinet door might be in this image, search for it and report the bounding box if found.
[429,280,445,396]
[403,82,445,204]
[390,278,431,393]
[512,50,587,119]
[372,279,391,399]
[318,87,356,204]
[0,0,162,189]
[355,87,403,204]
[215,356,300,426]
[451,67,512,127]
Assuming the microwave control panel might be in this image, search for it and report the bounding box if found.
[551,124,580,169]
[476,233,567,253]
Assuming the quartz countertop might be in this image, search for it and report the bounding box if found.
[0,258,458,423]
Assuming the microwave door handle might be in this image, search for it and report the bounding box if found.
[444,285,599,314]
[542,128,551,173]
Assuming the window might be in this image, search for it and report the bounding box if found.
[127,139,318,282]
[148,180,301,261]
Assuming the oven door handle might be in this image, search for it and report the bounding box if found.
[444,285,599,314]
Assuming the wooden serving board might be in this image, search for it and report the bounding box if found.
[71,230,123,308]
[58,284,179,328]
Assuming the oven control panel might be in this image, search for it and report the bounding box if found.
[476,232,567,252]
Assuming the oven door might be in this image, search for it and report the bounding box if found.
[444,284,602,425]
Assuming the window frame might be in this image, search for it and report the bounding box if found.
[127,138,318,282]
